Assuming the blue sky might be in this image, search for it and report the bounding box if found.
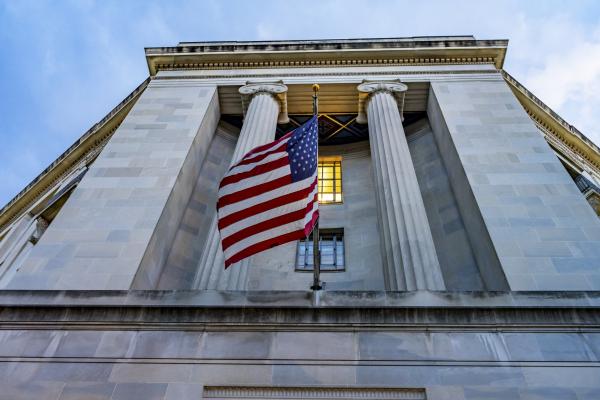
[1,0,600,207]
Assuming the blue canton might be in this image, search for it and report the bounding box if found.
[286,116,319,182]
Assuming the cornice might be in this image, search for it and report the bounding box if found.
[148,56,502,76]
[0,290,599,330]
[0,78,150,232]
[503,71,600,176]
[152,67,501,82]
[146,37,508,75]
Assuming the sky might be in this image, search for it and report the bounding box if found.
[1,0,600,207]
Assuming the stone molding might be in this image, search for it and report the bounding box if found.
[151,57,498,74]
[154,68,502,82]
[0,290,598,308]
[146,37,508,75]
[0,290,599,332]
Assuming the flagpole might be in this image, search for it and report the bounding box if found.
[310,83,322,291]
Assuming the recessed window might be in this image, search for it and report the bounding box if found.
[296,228,345,272]
[318,158,342,204]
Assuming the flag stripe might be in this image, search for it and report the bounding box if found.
[218,178,318,229]
[228,150,287,176]
[218,175,316,219]
[220,182,318,237]
[222,206,310,250]
[218,174,292,208]
[303,207,319,236]
[220,156,289,189]
[224,229,306,268]
[235,142,289,167]
[223,193,318,260]
[218,164,290,198]
[242,131,292,159]
[223,218,306,262]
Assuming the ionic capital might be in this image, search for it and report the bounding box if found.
[239,82,289,124]
[356,80,407,124]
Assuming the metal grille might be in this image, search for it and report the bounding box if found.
[296,229,344,272]
[204,386,426,400]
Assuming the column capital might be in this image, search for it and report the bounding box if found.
[239,82,289,124]
[356,81,407,124]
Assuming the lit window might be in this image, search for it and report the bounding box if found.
[296,229,345,272]
[318,158,342,204]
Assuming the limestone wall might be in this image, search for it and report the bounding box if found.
[5,81,220,290]
[428,78,600,290]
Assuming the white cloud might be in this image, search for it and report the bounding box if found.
[503,13,600,145]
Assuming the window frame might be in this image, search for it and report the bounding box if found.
[295,228,345,272]
[318,157,343,205]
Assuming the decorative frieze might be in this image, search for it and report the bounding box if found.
[204,386,426,400]
[153,56,497,73]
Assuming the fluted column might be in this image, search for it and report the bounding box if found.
[358,82,445,291]
[193,83,287,290]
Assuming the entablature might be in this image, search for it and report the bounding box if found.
[145,36,508,76]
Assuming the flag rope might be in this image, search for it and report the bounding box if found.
[310,83,322,291]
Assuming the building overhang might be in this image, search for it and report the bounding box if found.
[0,290,598,329]
[145,36,509,76]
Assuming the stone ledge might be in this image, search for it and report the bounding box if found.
[0,290,599,308]
[0,291,598,328]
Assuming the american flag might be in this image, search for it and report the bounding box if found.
[217,116,319,268]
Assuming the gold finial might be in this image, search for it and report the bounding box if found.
[312,83,320,93]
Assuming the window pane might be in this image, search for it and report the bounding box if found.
[318,159,342,204]
[295,229,345,272]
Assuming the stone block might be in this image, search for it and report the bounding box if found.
[188,364,273,385]
[59,382,116,400]
[55,330,103,357]
[429,79,600,290]
[131,331,202,358]
[200,331,272,359]
[109,364,191,383]
[0,381,65,400]
[111,383,167,400]
[272,365,356,385]
[164,383,204,400]
[272,331,356,360]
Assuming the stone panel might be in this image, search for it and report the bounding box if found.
[428,78,600,290]
[5,81,220,290]
[157,127,236,289]
[0,328,594,398]
[407,119,484,290]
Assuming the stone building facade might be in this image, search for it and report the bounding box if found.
[0,36,600,399]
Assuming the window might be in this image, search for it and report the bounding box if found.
[318,158,342,204]
[296,228,345,272]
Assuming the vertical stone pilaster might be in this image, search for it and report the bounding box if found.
[7,82,220,290]
[358,82,445,291]
[428,79,600,291]
[193,83,287,290]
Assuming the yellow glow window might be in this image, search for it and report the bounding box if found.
[318,158,342,204]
